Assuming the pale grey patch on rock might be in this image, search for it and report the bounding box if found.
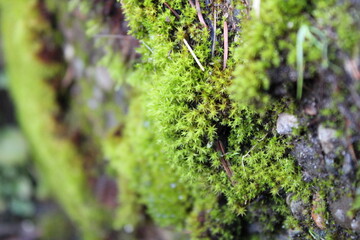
[318,125,337,154]
[276,113,299,135]
[330,196,353,228]
[351,217,360,233]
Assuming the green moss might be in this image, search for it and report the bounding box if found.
[314,0,360,55]
[104,92,193,228]
[182,188,247,240]
[7,0,352,237]
[231,0,360,104]
[231,0,312,105]
[112,0,312,237]
[0,1,104,239]
[7,0,359,238]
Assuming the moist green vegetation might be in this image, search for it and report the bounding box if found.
[113,0,310,237]
[314,1,360,55]
[0,1,104,239]
[114,0,359,238]
[231,1,312,104]
[104,93,192,228]
[121,0,306,204]
[232,0,360,104]
[1,0,358,238]
[231,0,330,104]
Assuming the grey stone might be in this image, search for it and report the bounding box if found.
[104,111,118,130]
[318,125,338,154]
[292,135,325,180]
[330,196,353,228]
[351,217,360,233]
[288,229,302,238]
[342,152,354,176]
[287,194,309,222]
[324,156,335,173]
[276,113,299,135]
[72,58,85,79]
[290,199,308,221]
[247,222,263,234]
[334,209,346,223]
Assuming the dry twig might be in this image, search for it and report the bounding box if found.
[188,0,195,8]
[183,39,205,71]
[223,20,228,70]
[211,9,217,57]
[164,2,181,19]
[195,0,207,28]
[216,140,236,185]
[345,58,360,81]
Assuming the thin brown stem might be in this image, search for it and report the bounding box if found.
[242,0,250,14]
[216,140,236,185]
[164,2,180,19]
[195,0,207,28]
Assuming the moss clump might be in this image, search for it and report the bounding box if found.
[104,90,247,237]
[3,0,356,238]
[314,0,360,55]
[104,92,193,229]
[231,0,360,105]
[227,1,359,237]
[111,0,312,237]
[230,0,313,105]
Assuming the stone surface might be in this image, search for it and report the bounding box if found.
[324,155,335,173]
[318,125,338,154]
[95,67,113,91]
[351,216,360,233]
[276,113,299,135]
[343,152,354,176]
[292,135,325,181]
[330,196,353,229]
[290,199,308,221]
